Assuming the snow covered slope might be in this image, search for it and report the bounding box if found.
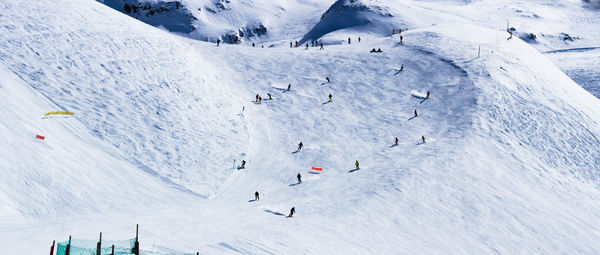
[1,0,600,254]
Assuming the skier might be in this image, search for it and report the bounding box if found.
[355,160,360,170]
[400,64,404,72]
[305,43,309,50]
[252,42,255,47]
[268,93,272,100]
[426,91,430,99]
[295,41,298,47]
[288,207,295,217]
[326,77,331,83]
[241,160,246,169]
[297,142,303,152]
[421,136,426,144]
[328,93,332,102]
[258,96,262,104]
[287,84,291,91]
[370,48,376,53]
[297,173,302,184]
[400,36,403,43]
[320,43,324,50]
[290,42,292,48]
[348,37,351,44]
[255,94,259,102]
[358,36,361,43]
[395,137,399,146]
[255,191,259,201]
[377,48,382,53]
[414,109,418,117]
[217,39,221,46]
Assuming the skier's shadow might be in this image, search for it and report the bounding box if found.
[348,169,360,173]
[322,101,331,105]
[389,144,398,148]
[394,70,403,76]
[291,150,300,154]
[408,116,417,121]
[289,183,301,187]
[264,209,285,216]
[419,98,428,104]
[248,199,257,202]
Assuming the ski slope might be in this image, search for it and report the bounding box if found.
[1,0,600,254]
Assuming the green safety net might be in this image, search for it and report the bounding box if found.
[56,237,136,255]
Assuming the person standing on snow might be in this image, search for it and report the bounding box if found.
[255,191,260,201]
[287,84,291,91]
[395,137,399,146]
[326,77,331,83]
[426,91,430,99]
[320,43,324,50]
[328,93,333,102]
[355,160,360,170]
[348,37,351,44]
[421,136,426,144]
[217,39,221,46]
[258,96,262,104]
[268,93,272,100]
[288,207,295,217]
[414,109,418,117]
[297,142,303,152]
[358,37,361,43]
[255,94,259,102]
[290,42,293,48]
[297,173,302,184]
[400,64,404,72]
[241,160,246,169]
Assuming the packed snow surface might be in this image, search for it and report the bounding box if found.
[1,0,600,254]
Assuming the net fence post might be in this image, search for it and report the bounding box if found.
[134,224,140,255]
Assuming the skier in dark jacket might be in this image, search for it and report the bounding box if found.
[287,84,291,91]
[297,142,303,152]
[426,91,430,99]
[268,93,272,100]
[241,160,246,169]
[255,191,259,201]
[217,39,221,46]
[255,94,259,102]
[328,93,333,102]
[414,109,418,117]
[422,136,426,144]
[326,77,331,83]
[395,137,398,146]
[297,173,302,184]
[288,207,295,217]
[370,48,376,53]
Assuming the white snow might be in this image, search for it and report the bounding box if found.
[1,0,600,254]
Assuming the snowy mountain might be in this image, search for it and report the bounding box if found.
[1,0,600,254]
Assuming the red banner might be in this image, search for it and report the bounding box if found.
[36,135,45,140]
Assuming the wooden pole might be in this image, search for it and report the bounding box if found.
[96,232,102,255]
[134,224,140,255]
[65,236,71,255]
[49,240,55,255]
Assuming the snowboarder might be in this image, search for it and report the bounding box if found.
[326,77,331,83]
[287,84,291,91]
[288,207,295,217]
[217,39,221,46]
[426,91,430,99]
[370,48,376,53]
[297,173,302,184]
[241,160,246,169]
[414,109,418,117]
[421,136,426,144]
[297,142,303,152]
[328,93,333,102]
[348,37,351,44]
[358,37,361,43]
[377,48,382,53]
[395,137,399,146]
[355,160,360,170]
[258,96,262,104]
[255,191,259,201]
[268,93,272,100]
